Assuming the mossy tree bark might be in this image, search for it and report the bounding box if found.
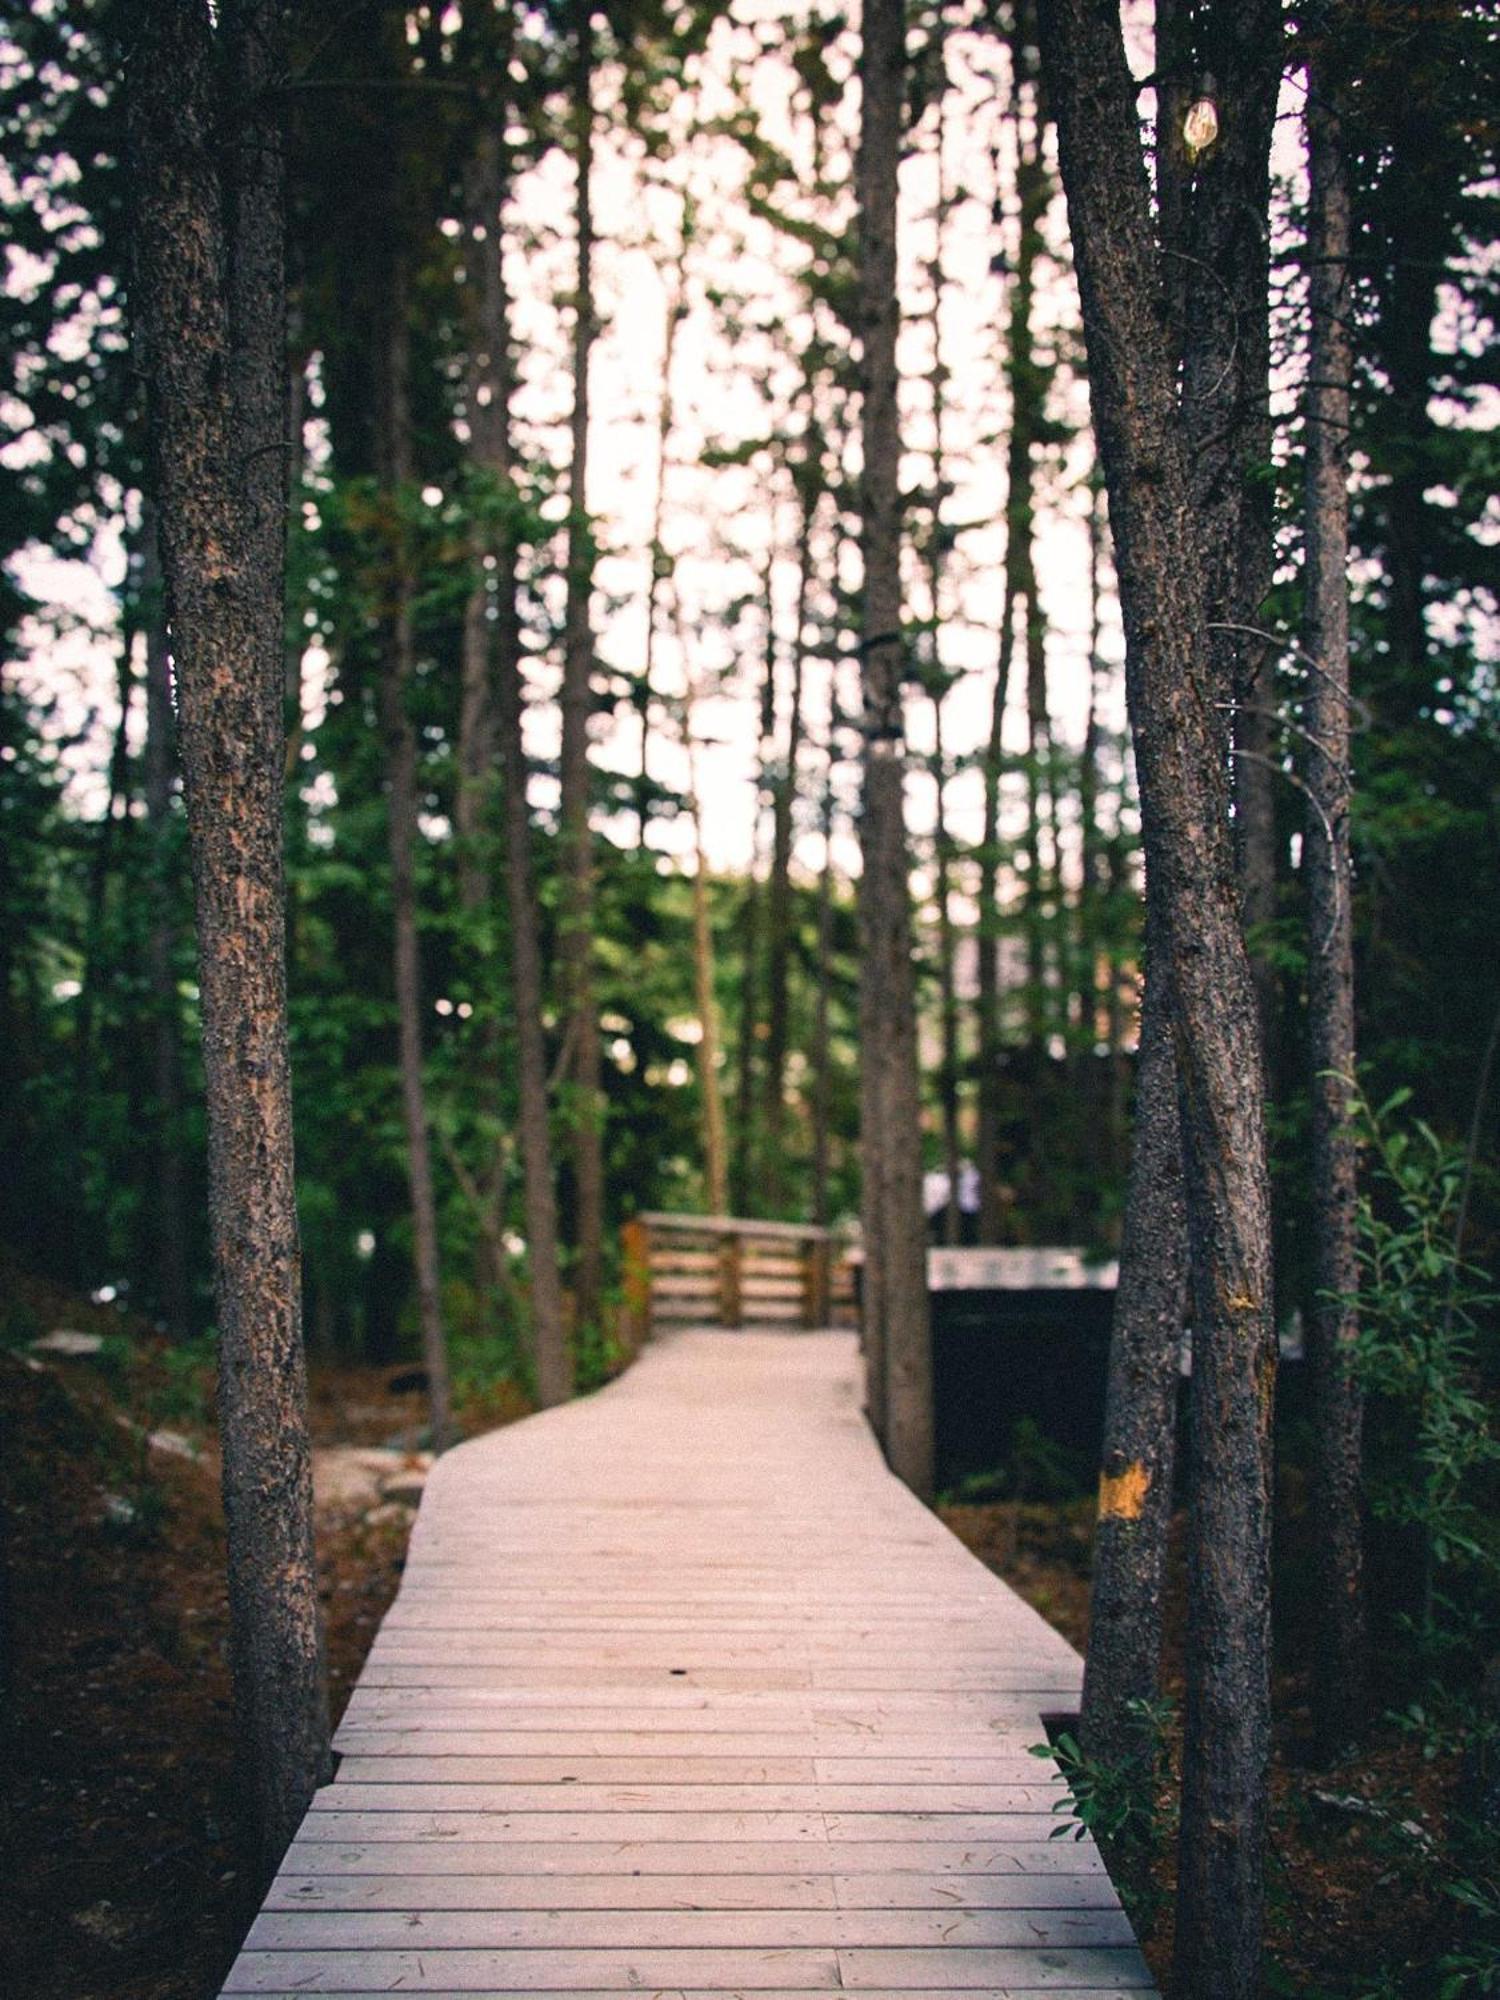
[127,0,329,1875]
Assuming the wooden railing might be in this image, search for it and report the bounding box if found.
[620,1211,855,1346]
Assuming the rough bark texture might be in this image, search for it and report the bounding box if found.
[558,0,605,1339]
[858,0,934,1500]
[1156,0,1283,1059]
[1302,44,1365,1752]
[376,257,453,1452]
[127,0,329,1874]
[1079,0,1282,1803]
[1079,901,1186,1772]
[1035,8,1277,1996]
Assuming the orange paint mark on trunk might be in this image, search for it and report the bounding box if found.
[1098,1459,1151,1522]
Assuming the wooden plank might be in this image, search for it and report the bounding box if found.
[274,1840,1108,1878]
[262,1873,1122,1913]
[330,1754,822,1783]
[326,1752,1050,1783]
[244,1908,1136,1950]
[222,1945,1152,1992]
[292,1812,1061,1844]
[222,1947,841,1992]
[315,1782,1062,1813]
[836,1946,1155,1989]
[264,1873,842,1912]
[637,1211,839,1244]
[330,1733,1056,1762]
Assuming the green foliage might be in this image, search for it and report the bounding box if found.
[1030,1697,1177,1937]
[1348,1088,1500,1642]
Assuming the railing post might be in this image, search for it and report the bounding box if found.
[802,1233,830,1329]
[720,1231,743,1329]
[621,1217,652,1351]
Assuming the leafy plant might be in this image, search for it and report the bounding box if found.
[1030,1696,1177,1935]
[1346,1087,1500,1644]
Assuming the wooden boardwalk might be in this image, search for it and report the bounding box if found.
[221,1328,1159,1997]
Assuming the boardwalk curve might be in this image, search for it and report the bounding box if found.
[221,1328,1159,1997]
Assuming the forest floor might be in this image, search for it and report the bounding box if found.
[0,1260,534,2000]
[939,1498,1479,1998]
[0,1281,1480,2000]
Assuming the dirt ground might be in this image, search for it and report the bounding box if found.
[0,1274,504,2000]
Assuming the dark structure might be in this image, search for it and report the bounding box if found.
[928,1247,1121,1488]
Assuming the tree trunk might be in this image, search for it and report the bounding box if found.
[1022,588,1051,1048]
[463,103,573,1411]
[1156,0,1283,1061]
[127,0,329,1874]
[763,476,812,1207]
[455,118,500,920]
[811,711,838,1234]
[1005,26,1053,1056]
[558,0,605,1338]
[859,0,933,1500]
[925,93,961,1249]
[976,581,1016,1244]
[141,510,192,1339]
[74,624,134,1081]
[638,197,693,850]
[733,547,778,1216]
[454,117,506,1306]
[681,665,730,1217]
[1036,9,1278,1996]
[495,585,574,1409]
[932,699,962,1247]
[1079,900,1185,1771]
[1302,41,1365,1753]
[1075,480,1105,1066]
[377,257,453,1451]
